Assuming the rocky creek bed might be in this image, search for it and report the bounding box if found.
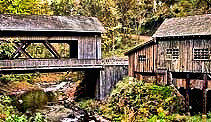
[12,80,110,122]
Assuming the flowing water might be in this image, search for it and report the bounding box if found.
[12,80,110,122]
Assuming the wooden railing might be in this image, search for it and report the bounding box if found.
[0,59,101,69]
[0,58,128,69]
[102,58,128,65]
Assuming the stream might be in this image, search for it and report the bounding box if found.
[15,80,110,122]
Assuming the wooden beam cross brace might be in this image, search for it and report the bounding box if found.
[11,41,32,59]
[43,40,60,58]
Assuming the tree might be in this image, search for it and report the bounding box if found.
[0,0,51,15]
[50,0,77,15]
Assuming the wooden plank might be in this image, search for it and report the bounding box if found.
[97,35,101,59]
[43,40,60,58]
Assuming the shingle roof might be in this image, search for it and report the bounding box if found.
[124,39,154,55]
[0,14,105,33]
[153,14,211,37]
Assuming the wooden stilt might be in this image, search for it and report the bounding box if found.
[185,73,190,113]
[203,73,208,114]
[167,71,172,85]
[155,73,158,85]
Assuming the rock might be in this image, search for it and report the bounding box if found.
[61,118,78,122]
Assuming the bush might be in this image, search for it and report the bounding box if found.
[5,114,28,122]
[5,113,46,122]
[0,95,17,121]
[79,77,185,121]
[106,77,185,121]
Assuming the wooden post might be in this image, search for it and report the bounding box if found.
[163,70,168,85]
[167,71,172,85]
[155,73,158,85]
[185,73,190,113]
[203,73,208,115]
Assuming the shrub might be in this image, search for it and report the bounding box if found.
[0,95,17,120]
[107,77,185,120]
[33,113,47,122]
[78,77,185,121]
[5,114,28,122]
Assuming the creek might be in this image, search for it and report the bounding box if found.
[13,80,110,122]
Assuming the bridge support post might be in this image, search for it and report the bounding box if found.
[185,73,190,113]
[167,71,173,85]
[203,73,208,115]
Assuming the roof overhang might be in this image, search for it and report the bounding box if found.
[124,39,155,55]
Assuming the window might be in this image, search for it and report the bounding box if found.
[166,48,179,60]
[138,55,146,62]
[193,48,210,60]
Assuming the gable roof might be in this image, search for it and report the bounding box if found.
[0,14,105,33]
[125,39,154,55]
[153,14,211,38]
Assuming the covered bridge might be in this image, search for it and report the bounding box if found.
[0,14,128,100]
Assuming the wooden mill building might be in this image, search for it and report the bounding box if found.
[0,14,128,100]
[125,14,211,114]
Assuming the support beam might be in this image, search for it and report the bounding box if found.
[185,73,190,113]
[43,40,60,58]
[167,71,173,85]
[12,41,32,59]
[203,74,208,114]
[12,42,31,59]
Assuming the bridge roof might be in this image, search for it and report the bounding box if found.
[0,14,105,33]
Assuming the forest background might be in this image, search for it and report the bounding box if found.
[1,0,210,57]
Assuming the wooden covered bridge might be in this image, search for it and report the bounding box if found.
[0,14,128,99]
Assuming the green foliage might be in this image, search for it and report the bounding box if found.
[107,78,184,120]
[33,113,47,122]
[78,99,102,112]
[5,113,46,122]
[0,95,17,121]
[5,114,28,122]
[0,40,15,59]
[0,73,39,84]
[0,0,51,15]
[79,77,185,121]
[51,0,78,16]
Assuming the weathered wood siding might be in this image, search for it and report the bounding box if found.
[0,35,101,60]
[98,65,128,99]
[128,44,155,77]
[157,39,211,73]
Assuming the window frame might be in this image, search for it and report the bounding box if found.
[166,48,179,60]
[193,48,210,61]
[138,55,147,62]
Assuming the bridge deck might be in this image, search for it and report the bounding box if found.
[0,58,128,74]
